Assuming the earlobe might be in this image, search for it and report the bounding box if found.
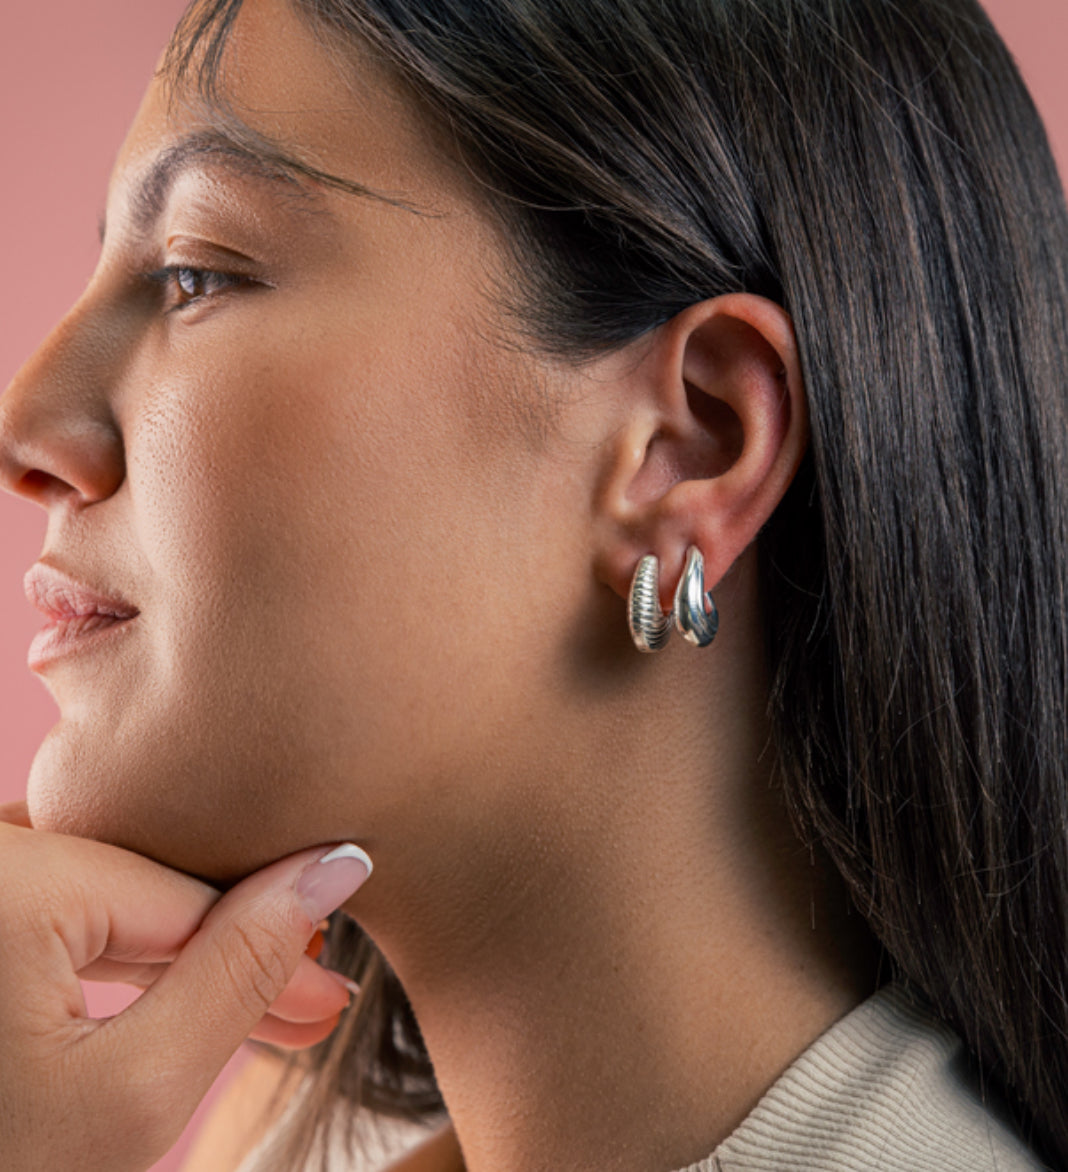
[593,293,808,615]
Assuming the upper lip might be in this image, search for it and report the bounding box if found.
[24,563,140,624]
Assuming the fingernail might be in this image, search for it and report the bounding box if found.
[324,970,361,998]
[295,844,373,922]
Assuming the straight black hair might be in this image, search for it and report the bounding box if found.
[165,1,1068,1167]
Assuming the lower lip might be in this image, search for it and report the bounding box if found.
[28,614,136,672]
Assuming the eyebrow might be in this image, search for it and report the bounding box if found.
[99,125,425,245]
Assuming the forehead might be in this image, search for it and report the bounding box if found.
[109,0,465,229]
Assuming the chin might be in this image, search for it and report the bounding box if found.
[25,721,270,887]
[27,725,125,840]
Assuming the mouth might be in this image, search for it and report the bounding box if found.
[27,612,138,672]
[24,563,140,673]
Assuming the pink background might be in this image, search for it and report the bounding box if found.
[1,2,1066,1170]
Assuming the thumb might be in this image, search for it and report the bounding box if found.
[103,843,372,1121]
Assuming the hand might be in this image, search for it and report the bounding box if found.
[0,801,372,1172]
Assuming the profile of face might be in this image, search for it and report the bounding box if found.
[0,0,612,887]
[0,0,806,943]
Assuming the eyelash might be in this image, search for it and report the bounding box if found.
[145,265,253,312]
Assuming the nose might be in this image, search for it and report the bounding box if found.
[0,297,125,510]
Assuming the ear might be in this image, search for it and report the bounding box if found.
[592,293,808,609]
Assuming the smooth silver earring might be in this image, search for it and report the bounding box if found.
[673,545,718,647]
[627,554,671,652]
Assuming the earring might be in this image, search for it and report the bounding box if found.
[627,554,672,652]
[673,545,718,647]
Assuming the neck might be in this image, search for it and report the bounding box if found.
[365,764,876,1171]
[351,567,880,1172]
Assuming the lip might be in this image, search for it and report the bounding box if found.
[24,563,140,673]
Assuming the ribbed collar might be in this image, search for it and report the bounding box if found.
[670,983,1044,1172]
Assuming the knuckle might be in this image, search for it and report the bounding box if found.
[218,916,295,1016]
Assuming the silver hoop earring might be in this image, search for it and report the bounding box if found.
[627,554,672,652]
[673,545,718,647]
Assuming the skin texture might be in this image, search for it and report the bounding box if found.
[0,0,881,1169]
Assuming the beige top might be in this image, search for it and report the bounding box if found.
[239,983,1046,1171]
[673,983,1044,1172]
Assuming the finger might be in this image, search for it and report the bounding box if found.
[83,927,331,979]
[99,843,372,1121]
[77,924,330,987]
[0,822,221,972]
[79,968,348,1046]
[0,799,32,828]
[248,1010,345,1051]
[81,952,353,1025]
[78,960,168,987]
[261,956,353,1022]
[0,823,223,1025]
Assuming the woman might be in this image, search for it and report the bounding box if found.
[0,0,1064,1169]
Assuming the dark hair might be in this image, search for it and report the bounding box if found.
[166,1,1068,1167]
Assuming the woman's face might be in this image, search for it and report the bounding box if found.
[0,0,604,884]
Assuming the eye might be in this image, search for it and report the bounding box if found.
[145,265,253,312]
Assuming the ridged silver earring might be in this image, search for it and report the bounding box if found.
[673,545,718,647]
[627,554,671,652]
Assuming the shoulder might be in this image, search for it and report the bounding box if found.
[708,984,1047,1172]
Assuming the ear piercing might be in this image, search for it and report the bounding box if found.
[627,545,719,653]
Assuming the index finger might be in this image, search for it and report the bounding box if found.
[0,799,32,828]
[0,823,223,1011]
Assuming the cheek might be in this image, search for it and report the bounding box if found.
[25,348,374,875]
[27,310,551,882]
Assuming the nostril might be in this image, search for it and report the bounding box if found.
[0,373,126,504]
[18,469,64,501]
